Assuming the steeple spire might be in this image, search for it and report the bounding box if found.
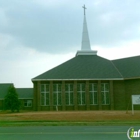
[83,4,86,15]
[81,5,91,50]
[76,5,97,56]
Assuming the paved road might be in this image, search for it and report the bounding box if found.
[0,126,139,140]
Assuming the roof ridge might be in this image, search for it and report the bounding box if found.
[0,83,13,85]
[110,60,124,78]
[112,55,140,61]
[16,87,33,89]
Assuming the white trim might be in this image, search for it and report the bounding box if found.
[0,98,33,100]
[80,84,82,104]
[76,50,97,56]
[56,84,58,105]
[101,83,110,105]
[32,78,124,81]
[40,84,50,106]
[53,84,61,106]
[89,83,98,105]
[77,83,85,105]
[124,77,140,80]
[68,84,71,105]
[19,98,33,99]
[65,84,74,106]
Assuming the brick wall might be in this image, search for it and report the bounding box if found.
[113,79,140,110]
[32,79,140,111]
[113,81,126,110]
[125,79,140,110]
[34,80,114,111]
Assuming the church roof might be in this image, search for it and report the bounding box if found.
[32,55,124,81]
[0,83,13,99]
[16,88,33,99]
[112,55,140,79]
[32,6,140,81]
[0,83,33,99]
[32,55,140,81]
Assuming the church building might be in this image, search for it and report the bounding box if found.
[32,5,140,111]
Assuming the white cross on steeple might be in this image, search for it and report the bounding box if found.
[82,4,86,15]
[81,5,91,51]
[76,5,97,56]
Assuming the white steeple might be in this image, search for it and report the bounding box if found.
[81,5,91,50]
[76,5,97,56]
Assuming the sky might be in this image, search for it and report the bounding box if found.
[0,0,140,88]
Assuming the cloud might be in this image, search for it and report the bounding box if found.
[0,0,139,54]
[0,0,83,54]
[0,0,140,87]
[0,8,9,27]
[93,39,140,60]
[0,33,75,87]
[89,0,140,47]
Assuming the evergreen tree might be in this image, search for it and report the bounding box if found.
[4,85,20,112]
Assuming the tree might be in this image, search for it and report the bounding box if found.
[4,85,20,112]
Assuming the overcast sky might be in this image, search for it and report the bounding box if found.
[0,0,140,87]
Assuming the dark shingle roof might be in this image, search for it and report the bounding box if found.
[16,88,33,99]
[0,83,13,99]
[32,55,123,80]
[0,84,33,99]
[112,55,140,79]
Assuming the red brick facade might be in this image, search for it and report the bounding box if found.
[32,79,140,111]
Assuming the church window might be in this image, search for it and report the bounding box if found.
[77,83,85,105]
[65,84,73,105]
[101,83,110,105]
[24,100,32,107]
[40,84,50,106]
[89,83,98,105]
[53,84,61,106]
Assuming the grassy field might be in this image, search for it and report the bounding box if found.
[0,110,140,126]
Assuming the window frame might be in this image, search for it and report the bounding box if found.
[65,84,74,106]
[53,84,62,106]
[89,83,98,105]
[101,83,110,105]
[24,99,32,107]
[40,84,50,106]
[77,83,86,105]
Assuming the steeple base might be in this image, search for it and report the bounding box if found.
[76,50,97,56]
